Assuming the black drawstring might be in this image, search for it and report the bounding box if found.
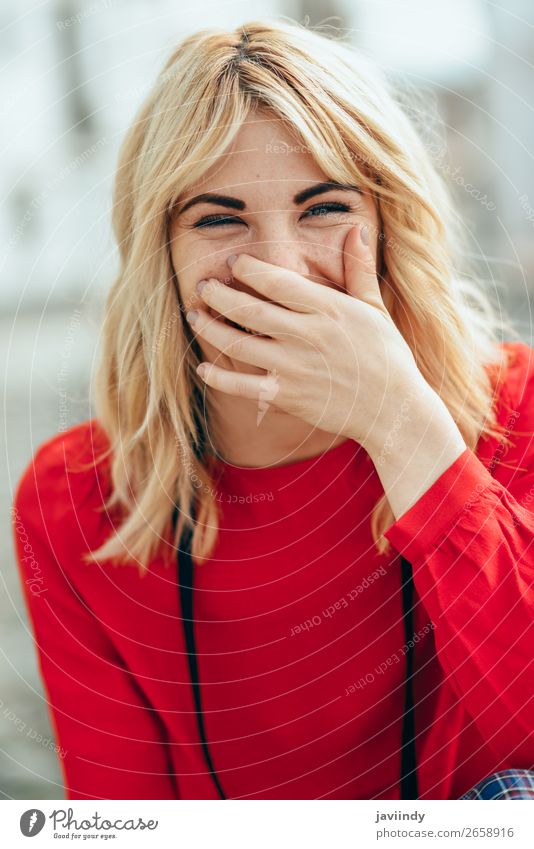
[400,555,419,799]
[172,504,418,800]
[173,509,227,799]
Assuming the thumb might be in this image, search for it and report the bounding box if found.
[343,223,384,310]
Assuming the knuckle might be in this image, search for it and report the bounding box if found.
[300,315,321,343]
[292,324,312,347]
[300,313,329,346]
[318,298,340,323]
[234,300,264,326]
[265,276,284,302]
[328,298,345,321]
[228,335,249,360]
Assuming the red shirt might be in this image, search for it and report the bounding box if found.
[12,340,534,800]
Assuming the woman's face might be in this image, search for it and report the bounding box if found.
[169,111,381,376]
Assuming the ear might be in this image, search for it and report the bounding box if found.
[343,223,385,310]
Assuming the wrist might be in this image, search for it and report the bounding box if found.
[360,383,465,464]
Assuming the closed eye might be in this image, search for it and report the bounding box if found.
[192,201,355,229]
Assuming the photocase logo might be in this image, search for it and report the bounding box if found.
[20,809,46,836]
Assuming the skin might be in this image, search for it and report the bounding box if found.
[169,110,467,520]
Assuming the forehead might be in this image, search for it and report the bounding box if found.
[183,113,329,200]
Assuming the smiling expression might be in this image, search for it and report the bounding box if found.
[169,110,381,375]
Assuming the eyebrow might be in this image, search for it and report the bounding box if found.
[175,181,362,216]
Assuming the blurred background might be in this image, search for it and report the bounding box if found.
[1,0,533,799]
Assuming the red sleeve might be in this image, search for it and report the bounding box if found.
[11,424,178,800]
[384,341,534,766]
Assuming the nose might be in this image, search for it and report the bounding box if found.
[228,239,312,304]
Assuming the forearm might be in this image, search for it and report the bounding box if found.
[362,385,468,521]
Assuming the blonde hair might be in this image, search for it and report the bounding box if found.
[85,18,518,572]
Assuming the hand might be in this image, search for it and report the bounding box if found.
[187,223,431,450]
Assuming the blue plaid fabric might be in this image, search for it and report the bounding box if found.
[460,769,534,799]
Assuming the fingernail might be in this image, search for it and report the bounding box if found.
[360,224,369,246]
[186,310,199,324]
[196,280,208,295]
[227,254,238,268]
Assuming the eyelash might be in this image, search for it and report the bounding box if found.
[193,201,355,229]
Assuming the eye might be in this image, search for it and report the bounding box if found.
[193,214,244,229]
[301,201,353,220]
[192,200,356,229]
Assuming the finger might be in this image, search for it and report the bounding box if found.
[187,307,281,369]
[227,253,325,314]
[197,361,282,403]
[197,277,300,338]
[343,223,386,311]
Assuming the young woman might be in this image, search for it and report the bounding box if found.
[12,20,534,801]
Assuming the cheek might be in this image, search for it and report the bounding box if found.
[307,233,348,286]
[171,242,228,310]
[171,261,195,312]
[310,220,380,290]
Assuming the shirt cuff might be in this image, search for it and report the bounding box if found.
[383,447,496,563]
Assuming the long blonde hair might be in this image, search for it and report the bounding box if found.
[85,19,518,572]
